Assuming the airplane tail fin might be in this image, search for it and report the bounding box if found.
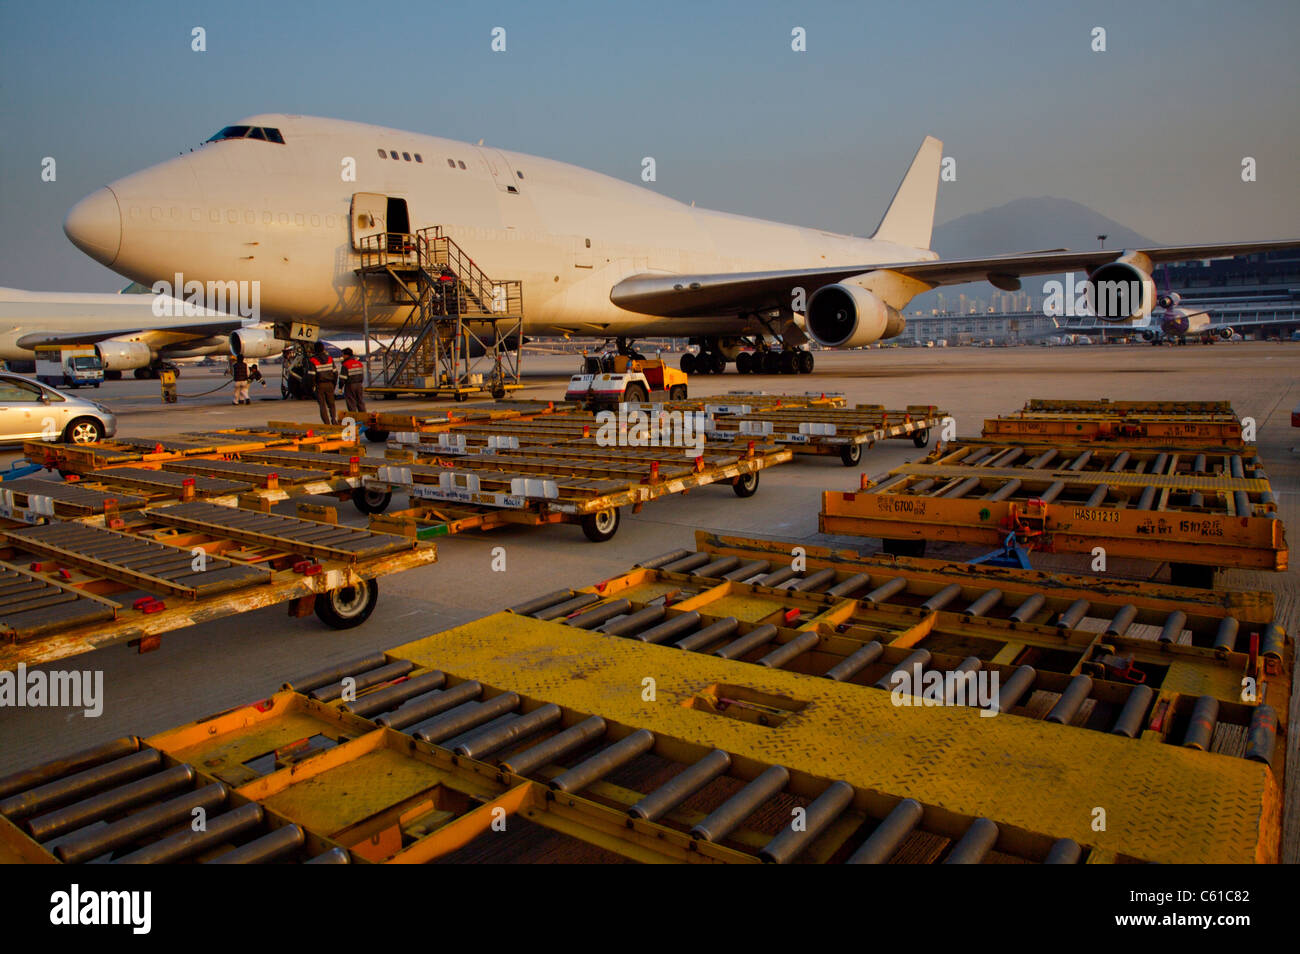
[871,135,943,251]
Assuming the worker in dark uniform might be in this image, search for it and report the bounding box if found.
[307,342,339,425]
[341,348,367,413]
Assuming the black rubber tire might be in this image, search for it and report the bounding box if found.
[133,368,150,380]
[680,353,696,374]
[352,487,392,515]
[63,417,104,445]
[882,538,926,558]
[839,444,862,466]
[105,370,122,381]
[798,350,815,374]
[762,352,780,374]
[314,579,379,629]
[581,507,620,542]
[711,352,727,374]
[455,392,468,402]
[669,385,687,400]
[735,351,752,374]
[1169,562,1216,589]
[365,427,389,443]
[780,351,797,374]
[732,471,760,497]
[623,383,649,403]
[912,428,930,448]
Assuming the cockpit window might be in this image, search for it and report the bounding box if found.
[206,125,285,144]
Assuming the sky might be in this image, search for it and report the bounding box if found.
[1,0,1297,290]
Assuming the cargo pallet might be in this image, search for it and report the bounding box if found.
[704,403,947,466]
[983,397,1248,446]
[820,434,1287,587]
[0,501,434,671]
[0,529,1286,864]
[365,438,794,541]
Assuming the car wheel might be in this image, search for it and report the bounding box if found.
[581,507,620,542]
[64,417,104,445]
[669,385,687,401]
[623,383,649,403]
[314,579,379,629]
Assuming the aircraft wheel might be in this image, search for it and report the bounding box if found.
[735,351,752,374]
[581,507,620,542]
[780,351,797,374]
[761,352,780,374]
[798,350,814,374]
[680,353,696,374]
[314,579,379,629]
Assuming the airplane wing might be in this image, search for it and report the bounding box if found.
[15,318,250,350]
[609,240,1300,317]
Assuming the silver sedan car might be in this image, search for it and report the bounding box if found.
[0,372,118,444]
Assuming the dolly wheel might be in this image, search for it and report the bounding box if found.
[352,487,392,515]
[315,579,379,629]
[839,444,862,467]
[732,471,760,497]
[364,427,389,443]
[912,428,930,448]
[882,538,926,558]
[581,507,621,542]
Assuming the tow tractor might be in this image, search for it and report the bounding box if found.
[565,353,689,409]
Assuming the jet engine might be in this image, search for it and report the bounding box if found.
[1084,254,1156,322]
[230,326,284,358]
[95,339,154,372]
[806,283,906,348]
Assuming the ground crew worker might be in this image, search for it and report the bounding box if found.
[231,356,250,405]
[341,348,367,412]
[307,342,338,425]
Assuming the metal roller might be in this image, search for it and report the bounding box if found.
[943,817,999,864]
[1189,491,1204,508]
[56,782,229,864]
[1245,706,1278,765]
[874,649,931,691]
[1067,450,1092,471]
[1137,486,1157,511]
[1192,453,1207,474]
[826,573,871,598]
[114,802,264,865]
[205,824,305,864]
[628,749,732,822]
[1151,453,1168,476]
[1057,598,1090,630]
[714,624,779,660]
[1009,593,1045,623]
[676,617,740,652]
[723,559,771,582]
[0,749,162,821]
[310,660,416,703]
[657,552,712,574]
[634,611,702,644]
[989,448,1023,467]
[507,588,575,616]
[0,737,141,802]
[942,477,983,499]
[1111,685,1155,738]
[1213,617,1239,654]
[824,641,884,682]
[951,655,982,676]
[691,765,790,842]
[964,588,1002,618]
[693,556,741,578]
[375,681,483,730]
[790,568,837,592]
[1107,451,1130,472]
[921,583,963,612]
[1182,696,1219,750]
[1038,480,1065,503]
[863,577,907,604]
[758,566,798,587]
[846,798,924,864]
[1044,838,1083,864]
[452,704,563,760]
[343,670,447,718]
[757,631,821,669]
[909,478,937,494]
[637,548,694,570]
[1105,604,1138,637]
[305,847,351,864]
[984,479,1021,503]
[26,764,196,842]
[600,604,667,637]
[997,665,1036,713]
[282,652,387,693]
[549,729,656,793]
[1085,484,1108,507]
[565,599,633,630]
[1026,449,1058,469]
[1229,455,1244,479]
[1159,611,1187,644]
[414,692,522,745]
[758,780,855,864]
[533,593,601,621]
[499,715,607,777]
[1259,623,1285,664]
[1045,675,1093,725]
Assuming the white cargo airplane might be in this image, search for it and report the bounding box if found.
[0,286,254,378]
[62,114,1298,374]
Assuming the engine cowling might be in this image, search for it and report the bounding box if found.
[1084,260,1155,322]
[230,327,283,359]
[806,284,905,348]
[95,339,154,371]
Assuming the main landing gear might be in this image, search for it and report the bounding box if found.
[681,337,815,375]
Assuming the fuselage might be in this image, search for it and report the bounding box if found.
[66,114,932,339]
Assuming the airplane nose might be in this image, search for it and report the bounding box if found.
[64,187,122,266]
